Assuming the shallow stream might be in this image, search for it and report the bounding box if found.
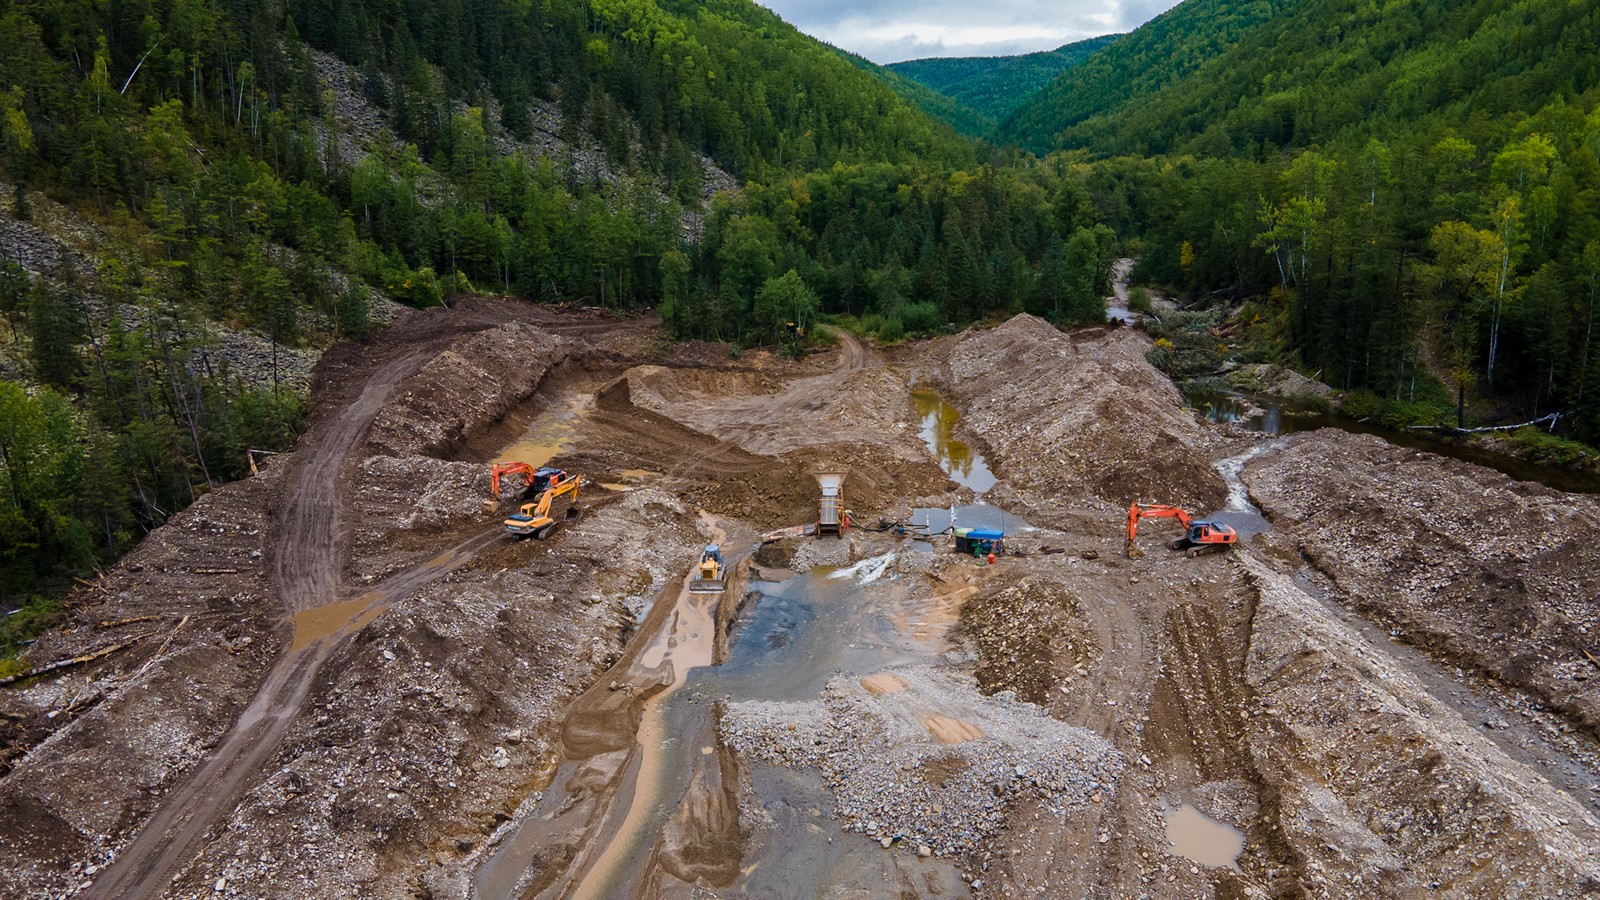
[1193,389,1600,494]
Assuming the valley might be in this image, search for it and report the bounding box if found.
[3,302,1596,898]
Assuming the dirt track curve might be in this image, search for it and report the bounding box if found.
[93,323,511,898]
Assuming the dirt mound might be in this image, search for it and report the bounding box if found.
[624,364,786,406]
[1244,429,1600,740]
[1241,556,1600,896]
[564,376,948,531]
[367,323,569,458]
[621,352,930,461]
[912,314,1228,526]
[1228,363,1335,405]
[344,456,496,581]
[957,576,1099,707]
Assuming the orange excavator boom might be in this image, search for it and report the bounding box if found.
[1126,503,1236,559]
[1126,503,1192,543]
[490,462,539,498]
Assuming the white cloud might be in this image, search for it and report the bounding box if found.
[761,0,1182,63]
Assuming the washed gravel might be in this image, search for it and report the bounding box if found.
[722,666,1122,861]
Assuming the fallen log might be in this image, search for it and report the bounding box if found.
[96,615,163,629]
[1408,412,1562,435]
[0,640,140,687]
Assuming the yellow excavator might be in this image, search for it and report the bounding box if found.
[492,463,583,540]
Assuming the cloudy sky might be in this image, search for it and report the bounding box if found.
[760,0,1182,64]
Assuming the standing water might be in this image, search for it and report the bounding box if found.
[913,390,997,494]
[1163,801,1244,870]
[495,395,591,467]
[1192,388,1600,495]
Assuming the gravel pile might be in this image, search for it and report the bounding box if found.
[722,667,1122,860]
[366,323,568,458]
[1244,429,1600,739]
[958,576,1099,707]
[1240,555,1600,895]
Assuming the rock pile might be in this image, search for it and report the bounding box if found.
[366,323,568,458]
[722,668,1122,861]
[1244,429,1600,739]
[958,576,1099,707]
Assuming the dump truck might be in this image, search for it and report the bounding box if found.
[688,544,727,593]
[1125,503,1236,558]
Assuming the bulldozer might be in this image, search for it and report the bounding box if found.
[688,544,727,593]
[1125,503,1237,559]
[492,462,583,540]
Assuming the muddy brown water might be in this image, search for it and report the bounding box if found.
[1162,801,1244,870]
[913,390,997,494]
[495,395,591,467]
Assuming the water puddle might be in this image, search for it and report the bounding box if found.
[290,595,388,651]
[913,390,997,494]
[1163,802,1244,870]
[496,396,591,466]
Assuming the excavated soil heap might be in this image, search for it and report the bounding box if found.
[911,315,1229,524]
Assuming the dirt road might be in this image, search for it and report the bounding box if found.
[93,342,496,898]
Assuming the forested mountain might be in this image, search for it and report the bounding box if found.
[838,50,995,138]
[0,0,1114,608]
[995,0,1299,153]
[1041,0,1600,449]
[888,35,1118,122]
[1013,0,1600,159]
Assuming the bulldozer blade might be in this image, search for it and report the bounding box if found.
[687,579,726,594]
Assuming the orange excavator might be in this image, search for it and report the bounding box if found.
[1125,503,1237,559]
[491,462,583,540]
